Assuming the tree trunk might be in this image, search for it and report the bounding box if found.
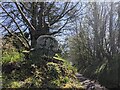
[30,2,50,48]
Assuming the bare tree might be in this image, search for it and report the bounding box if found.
[0,2,79,49]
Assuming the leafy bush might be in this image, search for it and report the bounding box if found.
[2,50,24,64]
[2,44,24,64]
[2,54,84,89]
[47,62,61,79]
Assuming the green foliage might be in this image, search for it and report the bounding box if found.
[9,81,22,88]
[2,49,24,64]
[21,76,42,88]
[2,42,24,64]
[68,30,119,88]
[47,62,61,79]
[2,51,84,89]
[95,60,108,74]
[54,54,77,72]
[53,54,65,61]
[68,31,92,71]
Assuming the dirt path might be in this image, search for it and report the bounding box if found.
[75,73,108,90]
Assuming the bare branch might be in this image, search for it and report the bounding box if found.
[14,2,35,31]
[0,4,30,49]
[0,23,30,49]
[50,2,79,25]
[49,18,69,35]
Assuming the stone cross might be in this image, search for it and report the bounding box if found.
[34,35,61,57]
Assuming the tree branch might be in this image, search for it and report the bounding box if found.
[49,18,69,35]
[14,2,35,31]
[50,3,79,26]
[0,23,30,50]
[0,4,30,49]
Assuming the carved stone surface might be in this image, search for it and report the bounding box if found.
[34,35,60,57]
